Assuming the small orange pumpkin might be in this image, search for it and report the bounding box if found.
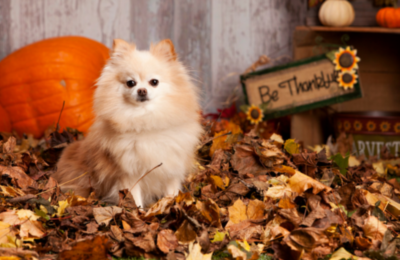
[376,7,400,28]
[0,36,110,138]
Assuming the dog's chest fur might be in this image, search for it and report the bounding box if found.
[95,121,200,203]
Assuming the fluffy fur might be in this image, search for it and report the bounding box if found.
[52,39,203,207]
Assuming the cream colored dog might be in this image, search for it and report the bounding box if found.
[53,39,202,207]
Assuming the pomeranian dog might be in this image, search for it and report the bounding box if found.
[53,39,202,208]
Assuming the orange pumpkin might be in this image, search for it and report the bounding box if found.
[376,7,400,28]
[0,36,110,138]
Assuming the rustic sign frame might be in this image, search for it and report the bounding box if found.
[240,54,362,120]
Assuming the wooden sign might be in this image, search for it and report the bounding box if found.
[241,54,362,120]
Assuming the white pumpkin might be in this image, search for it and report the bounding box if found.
[319,0,355,27]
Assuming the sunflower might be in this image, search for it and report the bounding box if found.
[380,121,391,132]
[395,123,400,133]
[344,121,351,131]
[366,121,376,132]
[337,70,358,90]
[333,47,361,71]
[246,105,263,124]
[353,120,362,131]
[337,121,343,131]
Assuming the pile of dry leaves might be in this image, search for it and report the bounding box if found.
[1,118,400,260]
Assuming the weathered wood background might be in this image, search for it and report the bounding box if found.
[0,0,307,112]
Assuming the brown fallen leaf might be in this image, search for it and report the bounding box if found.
[0,165,36,190]
[157,229,179,253]
[246,199,265,220]
[0,210,23,226]
[355,236,372,250]
[127,232,156,253]
[175,220,197,243]
[226,199,247,227]
[85,221,99,234]
[2,136,16,154]
[228,220,263,241]
[93,206,123,226]
[284,228,329,252]
[288,171,332,195]
[278,196,296,209]
[175,191,195,206]
[278,208,302,226]
[59,235,109,260]
[19,220,45,238]
[118,189,137,210]
[0,248,39,259]
[231,145,268,176]
[292,152,318,177]
[40,176,57,200]
[110,225,124,243]
[144,196,174,218]
[196,199,222,228]
[363,215,387,241]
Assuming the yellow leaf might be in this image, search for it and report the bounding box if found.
[273,165,296,176]
[210,122,242,156]
[0,185,25,197]
[175,191,195,206]
[57,200,70,217]
[0,256,21,260]
[373,162,385,176]
[121,220,131,230]
[186,242,212,260]
[40,205,48,214]
[0,222,11,244]
[227,244,247,260]
[237,239,251,251]
[348,155,360,167]
[211,231,227,243]
[16,210,40,221]
[270,133,284,147]
[330,247,359,260]
[210,175,226,190]
[284,139,299,155]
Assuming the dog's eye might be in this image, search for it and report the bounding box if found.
[149,79,159,87]
[126,80,136,88]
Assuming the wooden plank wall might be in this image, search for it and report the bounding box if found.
[0,0,306,112]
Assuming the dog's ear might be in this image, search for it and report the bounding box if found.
[150,39,177,62]
[112,39,134,54]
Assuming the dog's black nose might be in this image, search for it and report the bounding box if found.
[137,88,147,97]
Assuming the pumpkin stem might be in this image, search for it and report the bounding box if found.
[56,101,65,132]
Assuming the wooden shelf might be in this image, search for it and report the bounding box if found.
[296,26,400,34]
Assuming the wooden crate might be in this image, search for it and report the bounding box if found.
[291,26,400,146]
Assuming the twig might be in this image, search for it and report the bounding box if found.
[36,171,89,196]
[129,163,163,192]
[199,131,232,149]
[182,208,202,232]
